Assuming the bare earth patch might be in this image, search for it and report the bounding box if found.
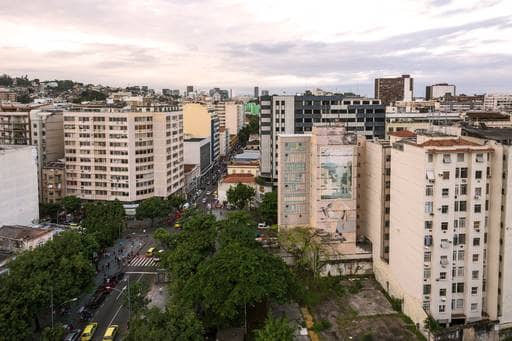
[310,278,421,341]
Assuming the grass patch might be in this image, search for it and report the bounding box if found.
[348,279,363,294]
[312,319,332,332]
[296,272,346,307]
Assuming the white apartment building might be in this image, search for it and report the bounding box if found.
[0,145,39,226]
[63,105,184,202]
[484,93,512,112]
[225,102,244,134]
[426,84,456,100]
[361,129,512,333]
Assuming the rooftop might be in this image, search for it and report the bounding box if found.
[0,225,54,241]
[389,130,416,138]
[417,138,482,147]
[465,111,510,121]
[222,173,255,184]
[185,137,207,142]
[462,126,512,144]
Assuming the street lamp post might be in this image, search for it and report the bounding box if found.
[106,276,131,322]
[50,287,78,329]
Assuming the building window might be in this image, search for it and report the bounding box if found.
[474,204,481,213]
[473,254,479,262]
[424,268,431,279]
[472,271,479,279]
[457,153,465,162]
[443,171,450,180]
[440,288,447,296]
[443,154,451,163]
[428,154,433,162]
[441,222,448,231]
[454,201,467,212]
[426,185,434,196]
[440,272,447,280]
[439,305,446,313]
[471,303,478,311]
[423,284,431,295]
[424,252,431,262]
[442,188,449,197]
[473,238,480,246]
[441,205,449,214]
[476,154,484,163]
[425,221,433,229]
[475,170,482,179]
[452,282,464,293]
[425,202,433,214]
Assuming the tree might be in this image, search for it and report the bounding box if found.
[227,183,256,210]
[184,243,296,328]
[60,196,81,214]
[82,201,124,248]
[168,193,186,210]
[254,314,295,341]
[153,228,172,249]
[0,74,13,86]
[136,197,169,227]
[39,203,61,222]
[259,191,277,225]
[278,227,327,277]
[126,305,203,341]
[218,211,258,249]
[125,281,150,317]
[0,231,97,337]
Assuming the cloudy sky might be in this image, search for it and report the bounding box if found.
[1,0,511,96]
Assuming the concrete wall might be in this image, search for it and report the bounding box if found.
[0,146,39,225]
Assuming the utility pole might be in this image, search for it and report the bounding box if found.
[50,286,54,330]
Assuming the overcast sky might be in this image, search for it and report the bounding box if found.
[1,0,511,96]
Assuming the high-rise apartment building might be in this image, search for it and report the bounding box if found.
[361,128,512,331]
[278,125,362,254]
[426,83,456,100]
[374,74,414,106]
[260,94,385,181]
[41,160,66,204]
[254,86,259,98]
[63,104,184,202]
[183,102,220,164]
[484,93,512,113]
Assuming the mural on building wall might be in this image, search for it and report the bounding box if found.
[318,145,356,241]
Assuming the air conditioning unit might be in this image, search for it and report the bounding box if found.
[461,179,467,183]
[474,196,480,200]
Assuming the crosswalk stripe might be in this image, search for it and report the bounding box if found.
[128,256,156,267]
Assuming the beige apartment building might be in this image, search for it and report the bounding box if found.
[41,160,66,204]
[278,125,362,255]
[63,104,184,202]
[183,102,220,162]
[361,128,512,334]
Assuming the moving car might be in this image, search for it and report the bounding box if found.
[103,324,119,340]
[145,247,155,257]
[174,223,181,229]
[80,322,97,341]
[64,329,81,341]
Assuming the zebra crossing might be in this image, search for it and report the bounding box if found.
[128,256,157,268]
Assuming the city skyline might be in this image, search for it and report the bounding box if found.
[1,0,512,95]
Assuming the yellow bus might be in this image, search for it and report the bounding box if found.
[145,247,156,257]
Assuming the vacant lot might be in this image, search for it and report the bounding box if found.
[309,277,422,341]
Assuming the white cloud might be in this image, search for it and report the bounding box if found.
[0,0,511,94]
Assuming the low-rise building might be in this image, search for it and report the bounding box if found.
[0,88,16,102]
[0,145,39,226]
[0,225,57,252]
[184,137,211,176]
[217,173,270,203]
[227,161,260,177]
[41,160,66,203]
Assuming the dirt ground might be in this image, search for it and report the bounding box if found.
[310,278,421,341]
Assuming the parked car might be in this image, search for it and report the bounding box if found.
[80,322,98,341]
[102,324,119,340]
[64,329,81,341]
[258,223,270,229]
[86,288,108,310]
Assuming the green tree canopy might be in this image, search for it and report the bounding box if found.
[254,314,295,341]
[217,211,258,249]
[82,200,124,248]
[136,197,169,226]
[60,196,81,214]
[167,193,186,210]
[259,191,277,225]
[184,243,296,327]
[126,305,203,341]
[227,183,256,210]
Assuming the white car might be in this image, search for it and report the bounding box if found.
[258,223,270,229]
[202,198,207,204]
[206,191,211,196]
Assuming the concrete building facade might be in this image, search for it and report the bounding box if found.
[41,160,66,204]
[259,94,385,181]
[374,75,414,106]
[63,105,184,202]
[184,137,211,175]
[0,145,39,226]
[484,93,512,113]
[426,83,456,100]
[183,102,220,163]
